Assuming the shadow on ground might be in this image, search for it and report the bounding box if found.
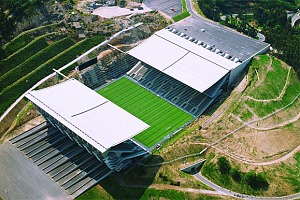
[99,155,163,199]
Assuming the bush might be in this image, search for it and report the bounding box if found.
[0,35,105,116]
[0,37,74,92]
[0,36,49,77]
[217,156,231,175]
[3,33,35,57]
[244,171,269,190]
[230,167,242,182]
[2,23,60,58]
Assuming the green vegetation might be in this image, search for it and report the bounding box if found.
[230,55,300,118]
[0,35,105,117]
[202,154,269,194]
[0,36,49,76]
[2,33,35,57]
[230,167,242,183]
[1,22,61,59]
[76,186,222,200]
[217,156,231,174]
[250,58,288,99]
[98,77,193,148]
[0,0,46,43]
[282,152,300,192]
[172,0,191,22]
[197,0,300,78]
[244,171,269,190]
[192,0,205,17]
[0,37,75,92]
[197,0,297,19]
[173,12,191,22]
[244,58,300,117]
[232,104,254,121]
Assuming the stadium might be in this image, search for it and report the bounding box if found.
[10,17,269,198]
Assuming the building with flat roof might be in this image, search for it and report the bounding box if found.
[26,79,150,171]
[126,20,270,117]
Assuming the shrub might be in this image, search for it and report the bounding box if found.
[3,33,34,57]
[2,23,60,58]
[244,171,269,190]
[230,167,242,182]
[217,156,231,175]
[0,37,74,92]
[0,36,49,77]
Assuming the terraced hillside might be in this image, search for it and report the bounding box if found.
[198,54,300,196]
[0,23,105,117]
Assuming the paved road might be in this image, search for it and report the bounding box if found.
[0,22,143,123]
[185,0,201,19]
[194,173,300,200]
[257,33,265,42]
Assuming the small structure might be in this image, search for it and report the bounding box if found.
[287,10,300,27]
[78,33,86,39]
[181,159,206,174]
[73,21,82,29]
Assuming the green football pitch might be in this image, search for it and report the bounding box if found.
[97,77,193,148]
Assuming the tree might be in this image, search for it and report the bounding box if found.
[217,156,231,175]
[244,171,269,190]
[230,167,242,182]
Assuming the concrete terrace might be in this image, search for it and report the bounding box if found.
[0,142,72,200]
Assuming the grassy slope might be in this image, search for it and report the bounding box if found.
[245,57,300,117]
[76,185,222,200]
[0,37,75,92]
[2,23,59,58]
[281,152,300,193]
[0,36,49,77]
[202,55,300,196]
[249,58,288,99]
[97,77,193,148]
[172,0,191,22]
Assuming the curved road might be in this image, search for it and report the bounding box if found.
[0,22,143,123]
[194,173,300,200]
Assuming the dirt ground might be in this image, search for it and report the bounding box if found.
[215,125,300,162]
[193,55,300,165]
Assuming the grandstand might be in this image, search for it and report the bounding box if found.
[126,23,270,116]
[11,17,270,198]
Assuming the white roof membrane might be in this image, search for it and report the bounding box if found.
[128,34,188,71]
[26,79,149,153]
[155,30,238,70]
[128,29,232,92]
[164,53,228,92]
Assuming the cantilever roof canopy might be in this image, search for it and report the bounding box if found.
[128,29,233,93]
[26,79,149,153]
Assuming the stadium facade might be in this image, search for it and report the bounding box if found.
[26,79,150,172]
[126,20,270,117]
[23,17,270,196]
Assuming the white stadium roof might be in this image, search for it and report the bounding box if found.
[128,29,237,93]
[26,79,149,153]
